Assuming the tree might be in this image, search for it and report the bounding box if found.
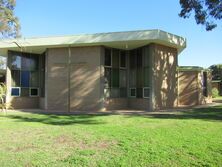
[0,0,20,38]
[179,0,222,31]
[209,64,222,80]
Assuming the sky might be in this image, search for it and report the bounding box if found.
[15,0,222,68]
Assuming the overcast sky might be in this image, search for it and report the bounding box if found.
[15,0,222,68]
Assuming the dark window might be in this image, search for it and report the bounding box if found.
[136,88,143,98]
[11,88,20,96]
[30,71,39,87]
[11,70,20,87]
[129,52,136,69]
[105,49,111,66]
[137,49,143,68]
[144,67,149,87]
[112,49,119,68]
[21,71,30,87]
[120,70,127,88]
[30,88,39,96]
[143,88,150,98]
[120,51,126,68]
[130,88,136,97]
[120,88,127,97]
[112,69,119,87]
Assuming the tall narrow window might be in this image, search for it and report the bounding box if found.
[104,48,127,98]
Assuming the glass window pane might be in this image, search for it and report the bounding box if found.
[29,55,39,71]
[112,69,119,87]
[143,47,149,67]
[137,88,143,98]
[21,88,29,97]
[137,49,143,68]
[144,67,149,87]
[11,70,20,87]
[110,88,119,98]
[130,88,136,97]
[11,55,21,70]
[137,68,143,88]
[120,51,126,68]
[120,88,127,98]
[21,71,30,87]
[30,88,39,96]
[144,88,150,98]
[129,69,136,87]
[30,71,39,87]
[11,88,20,96]
[104,68,111,88]
[120,70,126,88]
[112,49,119,68]
[129,51,136,69]
[21,54,31,70]
[105,49,111,66]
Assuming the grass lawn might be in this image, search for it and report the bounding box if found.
[0,106,222,167]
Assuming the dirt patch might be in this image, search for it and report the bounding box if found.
[54,135,73,144]
[13,145,36,152]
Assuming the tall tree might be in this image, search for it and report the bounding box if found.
[0,0,20,38]
[209,64,222,80]
[179,0,222,31]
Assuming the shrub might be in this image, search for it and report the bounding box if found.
[212,88,219,98]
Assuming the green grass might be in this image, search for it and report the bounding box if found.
[0,106,222,167]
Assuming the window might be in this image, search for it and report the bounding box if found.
[30,88,39,96]
[21,71,30,87]
[143,87,150,98]
[112,69,119,87]
[11,55,21,70]
[11,70,20,87]
[11,87,20,96]
[120,51,126,68]
[129,47,150,99]
[9,51,42,97]
[130,88,136,97]
[104,48,127,98]
[105,49,111,67]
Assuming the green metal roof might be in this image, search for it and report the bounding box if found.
[0,29,186,56]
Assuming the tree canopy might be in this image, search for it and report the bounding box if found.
[209,64,222,80]
[179,0,222,31]
[0,0,20,38]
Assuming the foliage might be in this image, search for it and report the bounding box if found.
[179,0,222,31]
[0,0,20,38]
[212,87,219,98]
[0,83,7,110]
[209,64,222,80]
[0,106,222,166]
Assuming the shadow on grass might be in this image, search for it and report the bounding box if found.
[134,106,222,121]
[0,106,221,125]
[0,114,106,126]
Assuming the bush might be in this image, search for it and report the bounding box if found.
[212,88,219,98]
